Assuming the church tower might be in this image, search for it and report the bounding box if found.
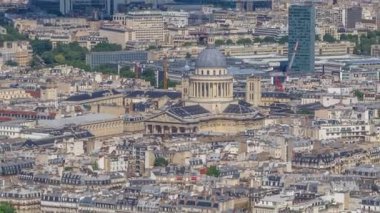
[246,75,261,107]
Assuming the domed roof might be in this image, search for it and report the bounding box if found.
[196,46,227,68]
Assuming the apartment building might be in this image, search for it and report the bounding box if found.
[316,42,355,56]
[36,33,72,48]
[0,88,31,100]
[371,44,380,57]
[99,26,135,49]
[220,42,354,58]
[0,41,32,66]
[310,119,370,141]
[113,11,165,43]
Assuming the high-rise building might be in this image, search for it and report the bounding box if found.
[60,0,73,15]
[235,0,272,12]
[345,6,362,29]
[288,3,316,74]
[376,9,380,30]
[113,11,165,43]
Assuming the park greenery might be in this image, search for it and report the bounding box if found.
[31,39,53,55]
[354,90,364,101]
[92,162,99,170]
[39,42,90,71]
[215,36,288,46]
[93,64,135,78]
[323,34,336,43]
[206,165,220,177]
[91,43,122,52]
[5,60,18,67]
[154,157,169,167]
[0,202,15,213]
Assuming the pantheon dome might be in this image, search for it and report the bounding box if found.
[196,46,227,68]
[186,47,234,113]
[144,46,265,135]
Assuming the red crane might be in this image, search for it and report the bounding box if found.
[274,41,299,92]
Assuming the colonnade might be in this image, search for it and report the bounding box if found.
[190,81,232,98]
[146,124,197,134]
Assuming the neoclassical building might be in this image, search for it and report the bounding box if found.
[145,46,264,135]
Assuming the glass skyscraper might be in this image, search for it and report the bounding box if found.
[288,3,315,74]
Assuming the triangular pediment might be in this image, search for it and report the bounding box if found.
[146,112,185,124]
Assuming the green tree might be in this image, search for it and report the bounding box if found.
[30,56,42,68]
[206,165,220,177]
[214,39,225,46]
[41,52,55,65]
[120,66,135,78]
[168,80,178,88]
[0,25,27,42]
[54,54,65,64]
[141,68,156,86]
[5,60,18,66]
[154,157,168,167]
[92,162,99,170]
[38,42,89,70]
[64,167,73,171]
[278,36,288,44]
[91,43,122,52]
[262,36,276,43]
[94,64,117,74]
[0,202,15,213]
[297,109,313,115]
[236,38,252,45]
[315,35,321,41]
[183,42,193,47]
[348,34,357,41]
[146,45,159,51]
[367,31,377,39]
[253,37,262,43]
[340,34,348,41]
[31,39,52,55]
[323,34,336,43]
[354,90,364,101]
[226,39,234,45]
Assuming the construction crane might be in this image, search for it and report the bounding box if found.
[274,75,284,92]
[287,41,299,74]
[274,41,298,92]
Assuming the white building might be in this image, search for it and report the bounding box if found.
[311,119,370,140]
[0,120,35,139]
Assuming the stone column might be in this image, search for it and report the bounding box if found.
[206,83,209,98]
[227,82,230,97]
[202,83,204,98]
[222,82,225,97]
[215,83,217,98]
[208,83,211,98]
[191,83,194,97]
[230,82,233,97]
[197,82,200,97]
[210,83,212,98]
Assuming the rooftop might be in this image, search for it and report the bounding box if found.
[38,113,118,129]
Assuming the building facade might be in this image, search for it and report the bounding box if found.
[288,3,316,73]
[85,50,149,69]
[145,47,265,135]
[113,11,165,43]
[346,6,362,29]
[246,75,261,107]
